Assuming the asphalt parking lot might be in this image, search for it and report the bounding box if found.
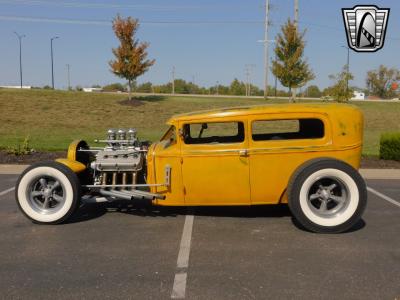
[0,174,399,299]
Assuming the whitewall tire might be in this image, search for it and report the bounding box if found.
[288,158,367,233]
[16,161,81,224]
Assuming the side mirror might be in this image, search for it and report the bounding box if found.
[201,123,208,130]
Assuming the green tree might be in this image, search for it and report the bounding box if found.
[272,19,315,102]
[304,85,321,98]
[109,15,155,101]
[209,84,229,95]
[136,82,153,93]
[174,79,191,94]
[229,78,246,95]
[103,83,126,92]
[366,65,400,99]
[328,65,354,102]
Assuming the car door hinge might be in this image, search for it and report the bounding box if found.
[183,186,186,195]
[180,158,183,164]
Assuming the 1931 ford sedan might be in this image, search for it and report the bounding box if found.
[16,103,367,233]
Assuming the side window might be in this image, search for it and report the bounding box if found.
[252,118,324,141]
[183,122,244,144]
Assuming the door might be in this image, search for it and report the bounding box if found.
[180,119,250,205]
[248,113,331,204]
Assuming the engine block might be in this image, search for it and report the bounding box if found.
[91,148,144,172]
[90,128,146,173]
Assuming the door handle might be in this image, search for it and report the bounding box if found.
[239,149,248,157]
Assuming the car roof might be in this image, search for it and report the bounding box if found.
[167,103,360,123]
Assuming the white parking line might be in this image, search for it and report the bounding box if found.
[0,187,15,197]
[171,273,188,299]
[367,186,400,208]
[171,214,194,299]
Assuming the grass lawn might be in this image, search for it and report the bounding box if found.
[1,89,399,156]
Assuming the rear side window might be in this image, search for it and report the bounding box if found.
[183,122,244,144]
[252,118,324,141]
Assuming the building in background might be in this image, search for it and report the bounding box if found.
[0,85,31,89]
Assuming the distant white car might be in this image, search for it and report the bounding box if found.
[83,87,103,93]
[352,91,365,100]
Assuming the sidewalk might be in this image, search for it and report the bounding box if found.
[1,164,399,180]
[0,165,28,175]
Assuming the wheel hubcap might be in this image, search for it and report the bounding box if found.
[307,177,349,218]
[27,176,65,214]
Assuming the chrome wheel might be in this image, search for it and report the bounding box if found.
[27,176,66,214]
[289,159,367,233]
[306,176,349,218]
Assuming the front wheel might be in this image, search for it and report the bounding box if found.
[288,159,367,233]
[16,161,81,224]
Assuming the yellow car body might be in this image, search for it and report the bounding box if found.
[147,103,363,206]
[17,102,366,232]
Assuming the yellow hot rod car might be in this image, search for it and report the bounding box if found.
[16,103,367,233]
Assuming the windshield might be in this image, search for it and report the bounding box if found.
[160,126,177,146]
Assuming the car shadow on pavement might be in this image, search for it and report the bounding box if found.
[190,204,291,218]
[68,201,367,234]
[290,216,366,233]
[67,201,292,224]
[67,200,184,223]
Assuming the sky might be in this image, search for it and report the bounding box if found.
[0,0,399,90]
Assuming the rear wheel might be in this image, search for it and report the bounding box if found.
[16,161,81,224]
[288,158,367,233]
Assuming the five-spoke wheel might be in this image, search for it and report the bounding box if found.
[288,158,367,233]
[28,176,66,214]
[16,161,81,224]
[307,179,349,218]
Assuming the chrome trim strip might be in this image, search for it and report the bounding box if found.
[181,143,361,156]
[84,183,166,188]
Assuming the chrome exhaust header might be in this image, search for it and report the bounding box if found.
[99,189,165,201]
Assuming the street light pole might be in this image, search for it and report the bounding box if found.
[245,66,250,96]
[51,36,59,89]
[341,45,350,95]
[263,0,270,99]
[274,51,277,97]
[14,32,25,88]
[245,64,256,96]
[66,64,71,90]
[171,66,175,94]
[346,47,350,94]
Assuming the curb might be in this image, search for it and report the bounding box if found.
[0,164,399,180]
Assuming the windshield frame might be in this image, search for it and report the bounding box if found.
[160,125,177,144]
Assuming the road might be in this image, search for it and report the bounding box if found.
[0,174,399,299]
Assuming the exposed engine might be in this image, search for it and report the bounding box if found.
[90,128,148,187]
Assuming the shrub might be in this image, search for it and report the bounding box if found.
[380,132,400,161]
[7,136,33,156]
[102,83,126,92]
